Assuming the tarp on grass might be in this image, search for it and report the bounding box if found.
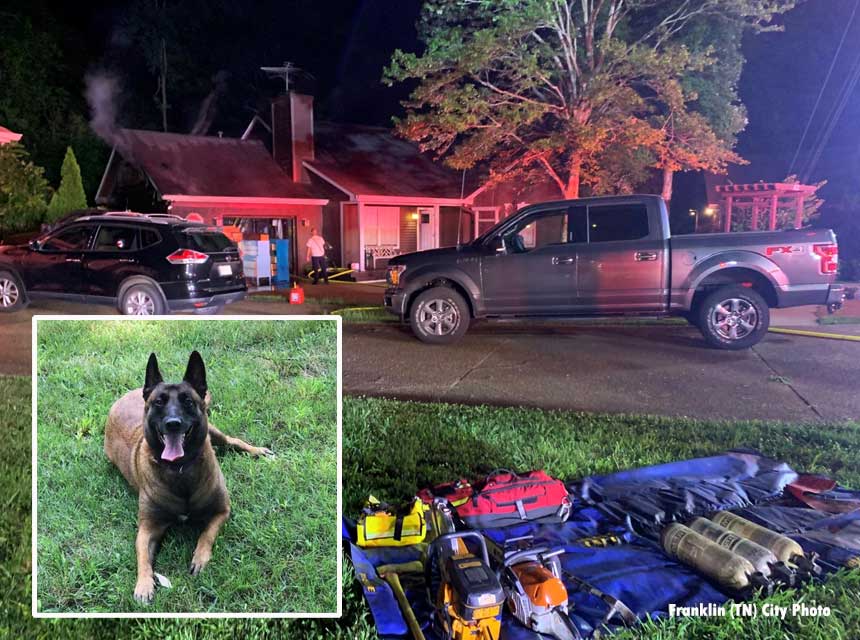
[345,451,860,639]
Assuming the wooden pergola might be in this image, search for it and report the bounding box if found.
[715,182,819,232]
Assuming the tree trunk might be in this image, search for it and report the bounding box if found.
[564,153,582,199]
[661,167,673,205]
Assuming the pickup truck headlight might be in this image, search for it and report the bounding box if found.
[387,264,407,287]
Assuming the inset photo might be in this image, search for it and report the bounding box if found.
[32,317,340,616]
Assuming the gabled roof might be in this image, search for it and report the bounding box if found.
[0,126,22,145]
[110,128,320,200]
[306,122,468,201]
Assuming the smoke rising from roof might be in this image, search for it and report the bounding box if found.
[85,72,121,144]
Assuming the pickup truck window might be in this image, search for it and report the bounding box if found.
[588,204,649,243]
[504,206,587,253]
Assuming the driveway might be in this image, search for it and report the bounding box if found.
[342,322,860,423]
[3,298,858,423]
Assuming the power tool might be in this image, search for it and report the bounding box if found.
[426,531,505,640]
[484,535,580,640]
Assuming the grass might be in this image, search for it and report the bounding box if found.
[33,320,338,614]
[5,383,859,637]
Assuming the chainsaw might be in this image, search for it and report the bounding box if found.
[426,531,505,640]
[486,535,581,640]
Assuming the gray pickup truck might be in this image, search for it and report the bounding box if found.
[384,195,843,349]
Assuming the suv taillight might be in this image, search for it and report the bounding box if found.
[813,243,838,275]
[166,248,209,264]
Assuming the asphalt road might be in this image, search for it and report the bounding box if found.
[2,298,857,423]
[343,321,860,423]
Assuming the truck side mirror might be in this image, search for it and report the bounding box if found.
[489,235,505,253]
[29,239,41,251]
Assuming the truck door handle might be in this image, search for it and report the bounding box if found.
[552,256,575,265]
[65,257,82,263]
[634,251,658,262]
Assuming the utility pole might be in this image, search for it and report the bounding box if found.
[160,38,168,131]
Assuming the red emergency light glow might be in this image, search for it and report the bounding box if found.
[166,249,209,264]
[812,243,838,274]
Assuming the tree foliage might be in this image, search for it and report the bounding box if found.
[0,143,50,236]
[386,0,798,199]
[0,9,107,198]
[46,147,88,223]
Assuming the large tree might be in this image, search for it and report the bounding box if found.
[386,0,798,199]
[0,143,50,237]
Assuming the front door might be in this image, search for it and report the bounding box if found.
[574,202,667,312]
[25,224,94,295]
[418,207,435,252]
[480,206,583,315]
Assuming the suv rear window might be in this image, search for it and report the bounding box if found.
[180,229,236,253]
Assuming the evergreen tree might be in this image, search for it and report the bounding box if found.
[0,142,50,237]
[46,147,87,223]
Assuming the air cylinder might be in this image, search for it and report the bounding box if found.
[662,523,755,591]
[710,512,805,563]
[689,517,778,577]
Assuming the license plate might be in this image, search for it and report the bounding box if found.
[217,264,232,276]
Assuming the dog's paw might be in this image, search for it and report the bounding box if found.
[189,549,211,576]
[133,577,155,604]
[252,446,274,458]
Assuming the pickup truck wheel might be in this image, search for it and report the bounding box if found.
[697,285,769,350]
[410,286,470,344]
[119,282,165,316]
[0,271,26,312]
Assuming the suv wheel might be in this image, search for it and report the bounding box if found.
[0,271,26,312]
[120,282,165,316]
[409,286,470,344]
[697,285,769,350]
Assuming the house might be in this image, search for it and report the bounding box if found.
[0,126,22,145]
[95,127,328,274]
[96,92,536,276]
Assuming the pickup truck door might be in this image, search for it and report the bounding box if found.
[480,206,585,314]
[574,202,667,312]
[24,224,94,295]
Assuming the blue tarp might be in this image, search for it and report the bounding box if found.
[346,451,859,639]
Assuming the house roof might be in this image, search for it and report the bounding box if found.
[0,125,22,144]
[112,128,320,201]
[306,122,468,200]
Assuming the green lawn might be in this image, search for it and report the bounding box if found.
[5,377,859,637]
[33,319,338,614]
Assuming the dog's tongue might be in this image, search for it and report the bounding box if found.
[161,432,185,462]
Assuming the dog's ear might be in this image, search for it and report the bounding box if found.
[183,351,207,399]
[143,353,162,400]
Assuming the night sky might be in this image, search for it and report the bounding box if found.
[13,0,860,205]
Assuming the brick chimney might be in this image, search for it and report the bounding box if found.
[271,92,314,183]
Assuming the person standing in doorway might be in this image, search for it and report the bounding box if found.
[306,228,329,285]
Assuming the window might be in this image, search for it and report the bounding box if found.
[93,226,139,251]
[40,226,92,252]
[587,204,649,243]
[181,229,235,252]
[140,228,162,248]
[364,206,400,246]
[505,208,571,253]
[474,208,500,237]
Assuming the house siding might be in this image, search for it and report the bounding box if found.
[342,204,360,268]
[400,207,417,254]
[308,172,347,265]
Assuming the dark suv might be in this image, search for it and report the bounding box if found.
[0,212,246,315]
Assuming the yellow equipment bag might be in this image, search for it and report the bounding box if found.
[357,496,426,547]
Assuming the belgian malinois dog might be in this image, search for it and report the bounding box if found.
[104,351,272,604]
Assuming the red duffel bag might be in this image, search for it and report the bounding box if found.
[456,469,572,529]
